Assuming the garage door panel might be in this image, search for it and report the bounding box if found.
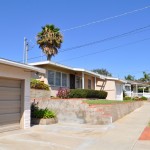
[0,95,20,101]
[0,108,20,114]
[0,87,21,96]
[0,78,21,88]
[0,113,20,124]
[0,101,21,114]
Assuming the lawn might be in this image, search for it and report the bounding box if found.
[84,99,135,105]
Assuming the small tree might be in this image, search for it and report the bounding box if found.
[125,74,135,81]
[92,68,112,76]
[37,24,63,61]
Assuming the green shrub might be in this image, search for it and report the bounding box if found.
[124,96,132,100]
[30,79,49,91]
[69,89,107,99]
[132,96,140,101]
[140,96,148,101]
[31,103,56,119]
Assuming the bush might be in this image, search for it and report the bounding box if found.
[132,96,140,101]
[124,96,132,100]
[31,103,56,119]
[30,79,49,91]
[69,89,107,99]
[57,88,70,99]
[140,96,148,101]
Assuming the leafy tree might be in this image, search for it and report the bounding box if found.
[124,74,135,81]
[92,68,112,76]
[37,24,63,60]
[139,72,150,82]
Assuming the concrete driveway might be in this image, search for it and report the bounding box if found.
[0,102,150,150]
[0,123,111,150]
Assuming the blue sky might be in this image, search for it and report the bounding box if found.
[0,0,150,79]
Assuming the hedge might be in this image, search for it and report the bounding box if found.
[69,89,107,99]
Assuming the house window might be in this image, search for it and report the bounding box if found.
[62,73,67,87]
[48,70,68,87]
[55,72,61,86]
[48,70,54,86]
[88,79,91,89]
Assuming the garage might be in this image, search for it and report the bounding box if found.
[0,58,45,133]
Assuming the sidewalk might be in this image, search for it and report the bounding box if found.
[85,102,150,150]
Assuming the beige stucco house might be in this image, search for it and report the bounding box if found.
[0,58,45,133]
[30,61,125,101]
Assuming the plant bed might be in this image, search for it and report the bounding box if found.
[31,103,57,125]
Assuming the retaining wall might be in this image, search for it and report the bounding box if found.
[32,99,143,125]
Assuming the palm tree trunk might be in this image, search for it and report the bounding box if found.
[47,54,52,61]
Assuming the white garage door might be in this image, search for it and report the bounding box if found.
[0,78,22,132]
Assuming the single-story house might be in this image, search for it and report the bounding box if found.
[0,58,45,133]
[124,80,150,98]
[30,61,125,100]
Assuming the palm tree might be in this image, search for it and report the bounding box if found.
[139,72,150,82]
[37,24,63,60]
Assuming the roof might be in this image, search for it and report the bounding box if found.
[124,80,150,87]
[0,58,46,74]
[29,61,125,82]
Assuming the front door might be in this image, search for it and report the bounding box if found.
[70,74,75,89]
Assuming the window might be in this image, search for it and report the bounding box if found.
[48,70,68,87]
[55,72,61,86]
[88,79,91,89]
[62,73,67,87]
[48,70,54,85]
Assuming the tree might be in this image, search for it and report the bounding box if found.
[92,68,112,76]
[139,72,150,82]
[124,74,135,81]
[37,24,63,60]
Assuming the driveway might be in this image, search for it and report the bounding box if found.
[0,102,150,150]
[0,123,111,150]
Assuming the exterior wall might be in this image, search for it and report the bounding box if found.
[0,64,31,129]
[96,79,116,100]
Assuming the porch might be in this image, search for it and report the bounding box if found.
[124,80,150,98]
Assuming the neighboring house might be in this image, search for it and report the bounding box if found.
[124,80,150,98]
[0,58,45,133]
[30,61,125,101]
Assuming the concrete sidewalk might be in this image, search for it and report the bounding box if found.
[85,102,150,150]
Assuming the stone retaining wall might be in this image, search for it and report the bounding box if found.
[32,99,143,125]
[30,89,51,100]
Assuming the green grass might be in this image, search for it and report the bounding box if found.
[84,99,135,105]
